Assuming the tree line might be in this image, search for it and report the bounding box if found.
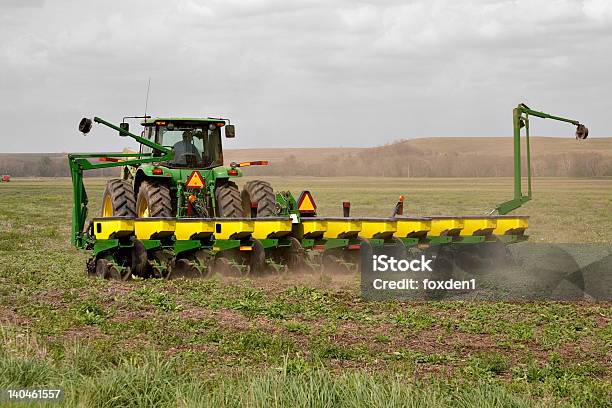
[1,148,610,178]
[0,155,121,178]
[247,151,612,178]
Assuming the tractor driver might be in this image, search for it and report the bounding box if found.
[172,130,202,165]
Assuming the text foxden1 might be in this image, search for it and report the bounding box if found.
[369,255,476,292]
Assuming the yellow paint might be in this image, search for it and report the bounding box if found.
[134,219,176,240]
[213,220,254,240]
[301,219,327,237]
[429,218,464,237]
[323,219,361,239]
[175,219,215,240]
[137,198,150,218]
[252,219,293,239]
[461,218,497,236]
[395,219,431,238]
[493,216,529,235]
[93,218,134,239]
[359,219,397,239]
[239,246,253,251]
[102,195,114,217]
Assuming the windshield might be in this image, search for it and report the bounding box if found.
[157,124,223,168]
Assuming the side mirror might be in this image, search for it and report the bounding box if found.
[119,122,129,137]
[79,118,92,134]
[575,124,588,140]
[225,124,235,138]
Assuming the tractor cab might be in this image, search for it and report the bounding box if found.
[140,118,235,169]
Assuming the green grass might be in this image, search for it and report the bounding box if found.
[1,341,570,408]
[0,177,610,407]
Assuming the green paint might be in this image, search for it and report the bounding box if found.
[213,239,241,252]
[93,239,119,256]
[367,239,385,247]
[496,103,584,215]
[142,240,162,251]
[275,191,299,219]
[496,235,518,244]
[324,239,349,250]
[427,236,453,245]
[455,236,486,244]
[398,237,419,248]
[174,240,202,255]
[300,239,315,248]
[259,239,279,249]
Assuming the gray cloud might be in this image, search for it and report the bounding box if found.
[0,0,611,152]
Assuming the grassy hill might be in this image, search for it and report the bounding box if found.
[229,137,612,177]
[397,136,612,156]
[1,137,611,177]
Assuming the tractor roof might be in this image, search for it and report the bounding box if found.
[141,117,226,126]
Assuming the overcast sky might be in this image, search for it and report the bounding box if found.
[1,0,611,153]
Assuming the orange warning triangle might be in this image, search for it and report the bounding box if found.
[297,191,316,213]
[186,171,205,189]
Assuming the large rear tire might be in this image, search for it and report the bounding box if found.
[101,179,136,217]
[241,180,276,217]
[136,180,173,218]
[215,181,242,217]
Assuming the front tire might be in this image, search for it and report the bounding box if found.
[136,180,173,218]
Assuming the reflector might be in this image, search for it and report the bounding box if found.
[185,171,205,189]
[297,191,317,214]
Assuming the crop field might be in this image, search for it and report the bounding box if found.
[0,177,610,407]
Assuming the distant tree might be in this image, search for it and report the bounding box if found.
[38,157,53,177]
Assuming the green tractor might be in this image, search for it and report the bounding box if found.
[68,104,589,282]
[71,116,276,247]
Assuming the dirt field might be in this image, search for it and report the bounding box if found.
[0,177,610,407]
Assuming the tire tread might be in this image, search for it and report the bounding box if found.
[102,179,136,217]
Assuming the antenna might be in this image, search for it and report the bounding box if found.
[144,77,151,117]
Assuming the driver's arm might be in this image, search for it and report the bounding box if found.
[172,141,186,163]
